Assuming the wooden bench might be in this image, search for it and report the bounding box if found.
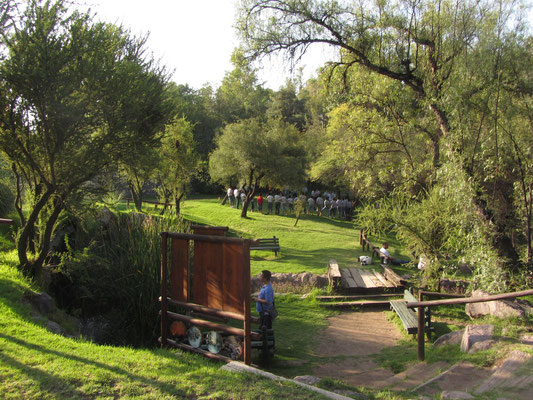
[250,236,280,256]
[390,290,433,338]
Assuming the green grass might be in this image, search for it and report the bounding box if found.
[0,252,327,399]
[180,196,360,276]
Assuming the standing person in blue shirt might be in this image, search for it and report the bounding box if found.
[254,270,274,329]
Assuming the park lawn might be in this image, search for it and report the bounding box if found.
[0,251,329,400]
[178,196,362,276]
[123,196,414,276]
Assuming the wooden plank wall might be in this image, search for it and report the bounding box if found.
[162,232,252,364]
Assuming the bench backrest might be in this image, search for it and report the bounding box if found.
[258,237,279,245]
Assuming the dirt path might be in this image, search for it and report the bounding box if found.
[313,310,403,388]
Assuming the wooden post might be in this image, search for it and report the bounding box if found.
[417,290,425,361]
[242,240,251,365]
[160,232,168,348]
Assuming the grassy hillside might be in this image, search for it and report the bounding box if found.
[0,250,329,400]
[177,196,361,276]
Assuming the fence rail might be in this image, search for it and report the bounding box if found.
[407,288,533,360]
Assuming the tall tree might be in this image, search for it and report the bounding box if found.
[0,0,169,277]
[155,117,200,215]
[209,118,307,217]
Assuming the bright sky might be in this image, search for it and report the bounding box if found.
[89,0,332,90]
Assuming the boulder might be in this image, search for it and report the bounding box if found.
[465,290,525,319]
[47,320,65,335]
[251,272,329,292]
[433,329,465,347]
[468,339,496,353]
[23,290,55,315]
[461,324,494,353]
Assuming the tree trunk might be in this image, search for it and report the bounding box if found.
[12,164,25,225]
[294,211,302,227]
[240,173,262,218]
[174,193,184,215]
[17,186,54,276]
[31,197,63,278]
[130,183,143,212]
[221,193,228,205]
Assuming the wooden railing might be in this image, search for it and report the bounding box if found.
[406,289,533,361]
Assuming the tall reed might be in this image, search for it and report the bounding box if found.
[60,211,189,346]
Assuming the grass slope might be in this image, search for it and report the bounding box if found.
[178,196,361,276]
[0,251,327,400]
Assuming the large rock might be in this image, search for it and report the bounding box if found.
[23,290,55,315]
[47,320,65,335]
[465,290,525,319]
[251,272,329,292]
[460,324,494,353]
[433,329,465,347]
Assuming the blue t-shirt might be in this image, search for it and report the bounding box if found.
[256,283,274,313]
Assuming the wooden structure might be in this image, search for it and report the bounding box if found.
[250,236,280,255]
[407,288,533,361]
[0,218,14,225]
[191,225,228,236]
[328,258,401,293]
[390,290,433,338]
[159,232,258,365]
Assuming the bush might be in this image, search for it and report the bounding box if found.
[58,211,189,347]
[0,183,14,217]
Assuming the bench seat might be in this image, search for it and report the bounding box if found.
[250,237,280,256]
[390,300,418,334]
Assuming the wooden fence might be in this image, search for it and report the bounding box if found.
[407,289,533,361]
[159,231,259,365]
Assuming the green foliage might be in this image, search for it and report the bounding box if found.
[209,118,308,190]
[0,0,170,275]
[0,182,13,217]
[356,160,505,292]
[155,116,200,211]
[59,212,190,347]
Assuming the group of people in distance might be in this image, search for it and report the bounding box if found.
[225,186,353,220]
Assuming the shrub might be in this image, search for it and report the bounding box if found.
[0,183,14,217]
[58,211,189,347]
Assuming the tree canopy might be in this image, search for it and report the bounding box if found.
[0,0,170,276]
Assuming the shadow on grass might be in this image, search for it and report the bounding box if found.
[0,332,192,398]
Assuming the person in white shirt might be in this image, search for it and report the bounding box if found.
[307,197,315,214]
[280,195,287,215]
[336,198,343,218]
[266,193,274,214]
[227,187,234,207]
[274,193,281,215]
[323,198,330,217]
[315,196,324,216]
[234,188,240,209]
[287,196,294,213]
[379,242,410,265]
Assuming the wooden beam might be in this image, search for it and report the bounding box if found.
[406,289,533,308]
[166,311,260,340]
[321,300,392,308]
[163,297,246,321]
[160,232,169,348]
[316,294,403,300]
